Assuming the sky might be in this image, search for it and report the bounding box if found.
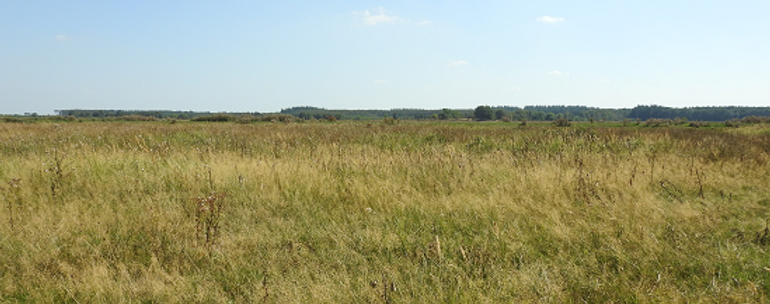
[2,1,769,115]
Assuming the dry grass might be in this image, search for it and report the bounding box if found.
[1,121,769,303]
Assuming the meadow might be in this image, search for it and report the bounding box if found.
[1,120,769,303]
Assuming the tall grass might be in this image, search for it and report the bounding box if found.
[0,121,769,303]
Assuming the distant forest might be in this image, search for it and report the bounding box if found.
[53,105,770,122]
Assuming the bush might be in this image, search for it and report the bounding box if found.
[236,115,257,124]
[644,118,673,127]
[258,114,297,123]
[2,117,24,123]
[688,121,710,128]
[120,115,160,122]
[622,118,631,127]
[192,114,236,122]
[554,118,571,127]
[383,117,397,125]
[741,116,770,124]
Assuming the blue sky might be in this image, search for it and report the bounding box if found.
[2,1,769,114]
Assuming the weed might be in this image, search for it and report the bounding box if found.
[194,192,226,247]
[5,178,21,230]
[379,273,396,303]
[695,169,705,199]
[755,223,770,246]
[575,158,600,203]
[45,148,68,200]
[659,180,684,203]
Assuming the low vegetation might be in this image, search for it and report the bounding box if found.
[1,121,769,302]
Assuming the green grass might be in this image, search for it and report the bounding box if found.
[1,121,769,303]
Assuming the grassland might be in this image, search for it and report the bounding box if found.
[1,121,769,303]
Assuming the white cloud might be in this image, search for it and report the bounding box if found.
[548,70,569,76]
[55,35,70,41]
[449,60,468,66]
[418,20,432,26]
[536,16,565,23]
[354,7,405,26]
[599,79,611,83]
[511,86,523,91]
[374,80,388,84]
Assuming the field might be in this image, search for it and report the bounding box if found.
[1,120,770,303]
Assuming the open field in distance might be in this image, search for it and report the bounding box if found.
[1,120,770,303]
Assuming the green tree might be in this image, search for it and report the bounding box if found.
[438,108,461,120]
[474,106,494,121]
[494,109,506,120]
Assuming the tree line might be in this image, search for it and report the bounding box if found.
[54,110,261,120]
[54,105,770,122]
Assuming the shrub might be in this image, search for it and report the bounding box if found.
[741,116,770,124]
[688,121,710,128]
[192,114,236,122]
[554,118,571,127]
[258,114,297,123]
[120,115,159,121]
[644,118,673,127]
[2,117,24,123]
[622,118,631,127]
